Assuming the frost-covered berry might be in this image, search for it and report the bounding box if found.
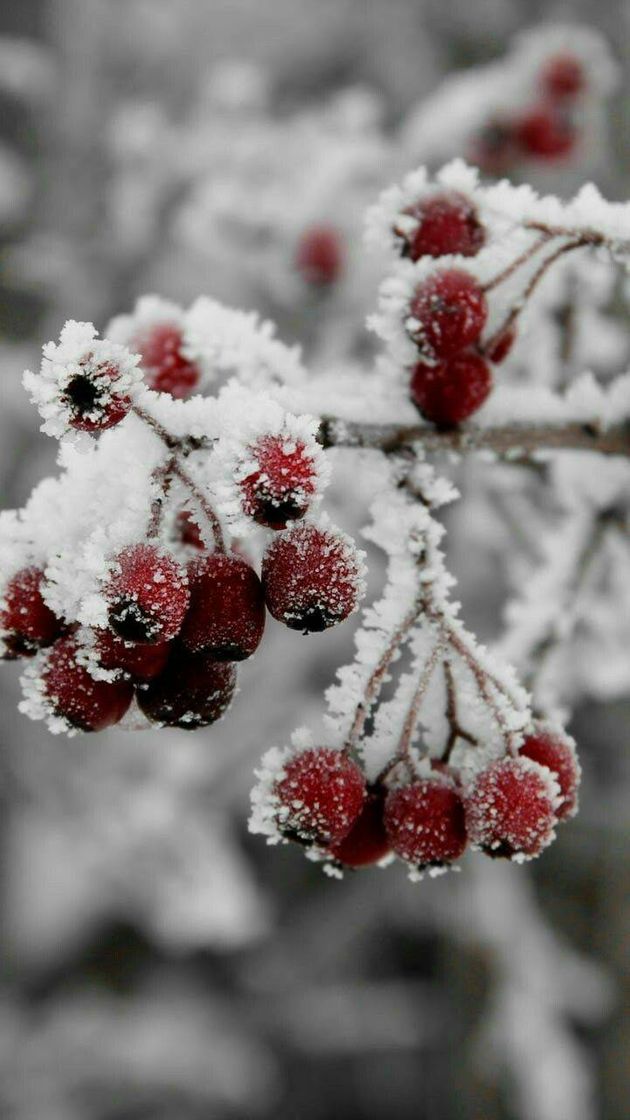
[136,646,237,729]
[262,522,365,633]
[395,191,485,261]
[39,634,133,731]
[541,54,585,99]
[180,551,265,661]
[87,629,171,681]
[485,326,516,365]
[516,107,576,160]
[240,434,319,530]
[1,566,63,659]
[520,725,580,821]
[328,786,391,868]
[384,777,467,870]
[274,747,366,846]
[295,225,344,286]
[105,544,189,644]
[408,270,488,360]
[135,322,200,399]
[465,756,559,860]
[410,352,492,427]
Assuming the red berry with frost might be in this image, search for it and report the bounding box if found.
[274,747,366,846]
[89,629,171,681]
[63,363,132,433]
[1,566,63,659]
[465,756,559,860]
[384,777,467,870]
[516,107,576,160]
[541,54,585,99]
[410,352,492,427]
[395,191,485,261]
[105,544,189,644]
[408,269,488,360]
[295,225,344,286]
[174,510,204,550]
[135,322,200,399]
[470,119,519,175]
[262,522,364,634]
[180,551,265,661]
[240,434,319,530]
[485,325,516,365]
[136,646,236,729]
[520,725,580,821]
[328,785,391,868]
[41,634,133,731]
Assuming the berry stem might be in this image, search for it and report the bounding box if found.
[482,231,551,293]
[146,456,176,538]
[395,635,447,765]
[441,659,478,763]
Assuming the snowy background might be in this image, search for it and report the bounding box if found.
[0,2,628,1118]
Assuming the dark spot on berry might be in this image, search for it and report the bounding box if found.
[108,599,161,644]
[65,375,99,415]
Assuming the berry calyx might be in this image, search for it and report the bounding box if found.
[516,107,576,160]
[274,747,366,847]
[485,325,516,365]
[262,522,364,633]
[519,725,580,821]
[1,566,63,659]
[408,270,488,360]
[295,225,344,287]
[180,551,265,661]
[384,776,467,870]
[410,352,492,427]
[328,785,391,868]
[541,54,585,100]
[464,756,559,860]
[136,646,237,729]
[41,634,133,731]
[87,629,171,681]
[395,191,485,261]
[135,322,200,399]
[105,544,189,644]
[63,362,131,432]
[240,434,319,530]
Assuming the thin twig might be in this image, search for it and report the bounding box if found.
[482,231,552,293]
[442,659,478,763]
[396,636,447,764]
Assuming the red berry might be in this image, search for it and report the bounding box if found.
[274,747,366,846]
[135,322,200,399]
[136,646,237,729]
[516,107,576,160]
[41,634,133,731]
[328,786,391,868]
[240,434,318,530]
[408,269,488,360]
[174,510,204,550]
[520,725,580,821]
[410,351,492,427]
[63,363,131,433]
[485,325,516,365]
[180,551,265,661]
[541,54,585,100]
[1,566,63,659]
[88,629,171,681]
[262,522,364,633]
[465,756,559,860]
[295,225,344,286]
[105,544,189,644]
[395,191,485,261]
[384,777,467,870]
[470,119,519,175]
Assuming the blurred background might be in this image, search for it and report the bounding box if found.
[0,2,628,1118]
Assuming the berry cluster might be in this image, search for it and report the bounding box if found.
[254,723,580,876]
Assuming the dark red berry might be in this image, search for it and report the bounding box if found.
[174,510,204,550]
[465,756,559,859]
[274,747,366,846]
[135,322,200,399]
[410,352,492,427]
[408,269,488,360]
[541,54,585,100]
[63,363,131,433]
[520,725,580,821]
[180,551,265,661]
[240,434,318,530]
[328,786,391,868]
[262,522,364,633]
[485,326,516,365]
[395,191,485,261]
[470,119,519,175]
[136,646,236,729]
[295,225,344,286]
[1,566,63,659]
[516,107,576,160]
[88,629,171,681]
[384,777,467,870]
[42,634,133,731]
[106,545,189,644]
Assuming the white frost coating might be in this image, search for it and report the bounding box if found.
[184,297,308,388]
[107,294,214,386]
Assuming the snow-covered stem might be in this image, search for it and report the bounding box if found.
[394,637,447,768]
[442,659,478,763]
